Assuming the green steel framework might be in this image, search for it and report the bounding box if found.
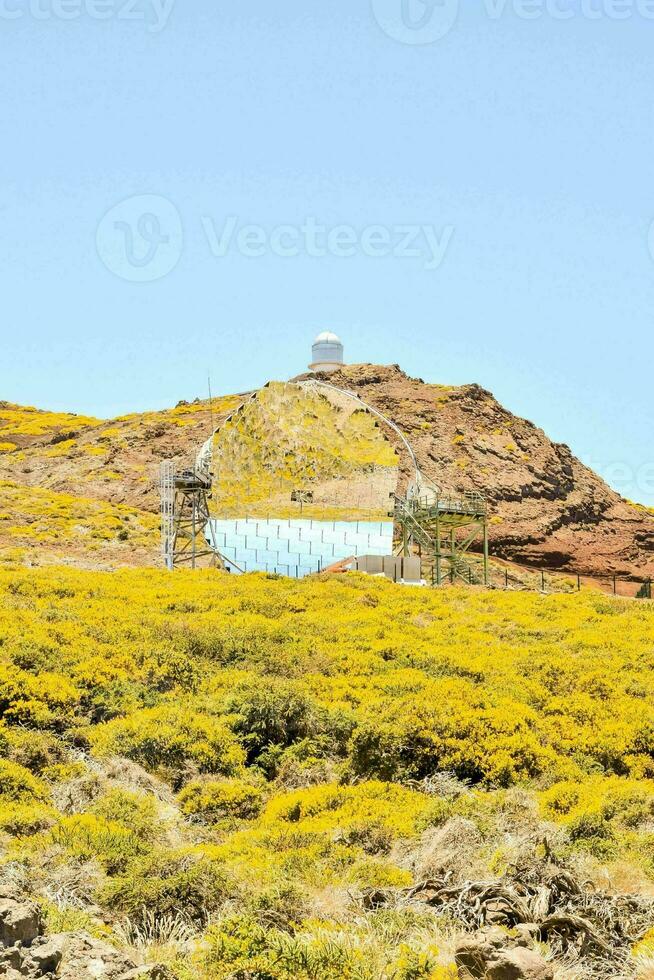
[393,490,489,586]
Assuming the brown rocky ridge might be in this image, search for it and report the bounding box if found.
[300,364,654,578]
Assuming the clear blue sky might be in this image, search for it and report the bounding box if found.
[2,1,654,502]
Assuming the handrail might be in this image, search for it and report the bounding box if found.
[410,493,487,517]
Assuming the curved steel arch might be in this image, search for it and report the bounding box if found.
[194,377,441,508]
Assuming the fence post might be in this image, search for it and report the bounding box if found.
[505,568,509,589]
[483,518,489,587]
[577,574,581,591]
[613,575,617,595]
[541,569,545,592]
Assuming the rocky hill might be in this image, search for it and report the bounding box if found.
[2,367,653,576]
[0,397,240,567]
[301,365,654,578]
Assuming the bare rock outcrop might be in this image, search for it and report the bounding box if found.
[455,927,553,980]
[312,364,654,577]
[0,895,41,948]
[0,894,178,980]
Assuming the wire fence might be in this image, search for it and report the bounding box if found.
[452,554,653,599]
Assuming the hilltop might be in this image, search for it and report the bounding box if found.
[301,364,654,578]
[1,365,653,576]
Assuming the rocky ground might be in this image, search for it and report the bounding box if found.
[0,890,177,979]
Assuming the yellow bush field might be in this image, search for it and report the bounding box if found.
[1,564,654,977]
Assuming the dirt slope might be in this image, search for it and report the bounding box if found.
[2,366,653,576]
[0,396,242,567]
[0,394,243,511]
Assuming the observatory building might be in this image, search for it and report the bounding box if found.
[309,331,344,373]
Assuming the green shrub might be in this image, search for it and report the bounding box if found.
[4,729,68,775]
[178,778,264,822]
[0,759,49,802]
[225,682,320,761]
[568,809,614,843]
[101,848,231,923]
[90,788,159,840]
[90,705,245,786]
[41,900,107,938]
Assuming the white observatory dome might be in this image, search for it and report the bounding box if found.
[309,331,344,373]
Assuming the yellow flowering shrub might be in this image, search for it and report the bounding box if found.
[0,482,157,559]
[0,565,654,976]
[178,778,264,822]
[0,758,49,802]
[201,914,457,980]
[90,704,246,784]
[0,801,55,835]
[89,788,159,839]
[41,813,150,874]
[633,926,654,959]
[0,404,100,443]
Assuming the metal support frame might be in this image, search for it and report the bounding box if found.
[393,490,489,587]
[160,463,223,571]
[160,460,175,571]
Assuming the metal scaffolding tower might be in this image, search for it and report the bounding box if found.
[160,460,175,570]
[393,487,489,586]
[159,463,221,570]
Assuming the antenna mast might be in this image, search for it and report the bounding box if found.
[208,374,215,436]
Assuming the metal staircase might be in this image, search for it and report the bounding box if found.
[392,486,489,587]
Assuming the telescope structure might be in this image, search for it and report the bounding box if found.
[159,337,489,583]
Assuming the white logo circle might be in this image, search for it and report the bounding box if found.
[371,0,460,44]
[96,194,183,283]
